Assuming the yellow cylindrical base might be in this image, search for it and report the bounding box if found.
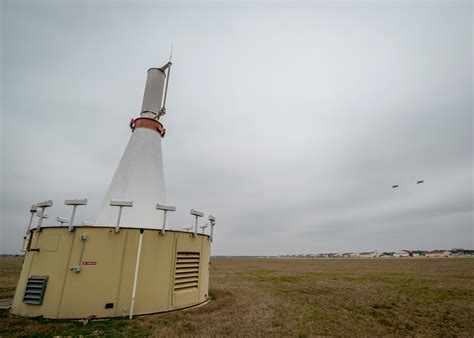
[12,226,210,319]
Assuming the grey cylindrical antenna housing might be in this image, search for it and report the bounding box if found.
[141,68,166,119]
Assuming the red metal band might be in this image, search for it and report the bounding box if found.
[131,117,166,137]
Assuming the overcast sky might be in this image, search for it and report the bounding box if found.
[1,1,472,255]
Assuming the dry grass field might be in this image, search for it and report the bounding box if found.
[0,256,473,336]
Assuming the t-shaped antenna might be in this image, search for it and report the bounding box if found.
[190,209,204,237]
[36,212,49,219]
[35,200,53,231]
[200,224,208,233]
[156,203,176,234]
[65,199,88,232]
[56,217,70,226]
[110,199,133,232]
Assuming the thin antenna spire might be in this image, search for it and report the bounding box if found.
[169,42,173,62]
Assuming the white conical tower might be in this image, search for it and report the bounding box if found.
[96,64,172,229]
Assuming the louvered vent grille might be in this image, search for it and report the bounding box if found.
[23,276,48,305]
[174,252,200,291]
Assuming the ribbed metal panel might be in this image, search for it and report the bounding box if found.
[174,252,200,291]
[23,276,48,305]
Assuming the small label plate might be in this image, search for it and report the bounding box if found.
[82,261,96,265]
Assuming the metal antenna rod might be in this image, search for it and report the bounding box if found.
[169,42,173,62]
[160,43,173,116]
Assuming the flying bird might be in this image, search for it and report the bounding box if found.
[392,185,399,188]
[417,180,424,184]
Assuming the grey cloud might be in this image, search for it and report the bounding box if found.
[1,1,472,255]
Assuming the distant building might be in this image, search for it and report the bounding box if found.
[317,253,338,258]
[380,252,394,257]
[425,250,452,257]
[394,250,412,257]
[359,251,378,258]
